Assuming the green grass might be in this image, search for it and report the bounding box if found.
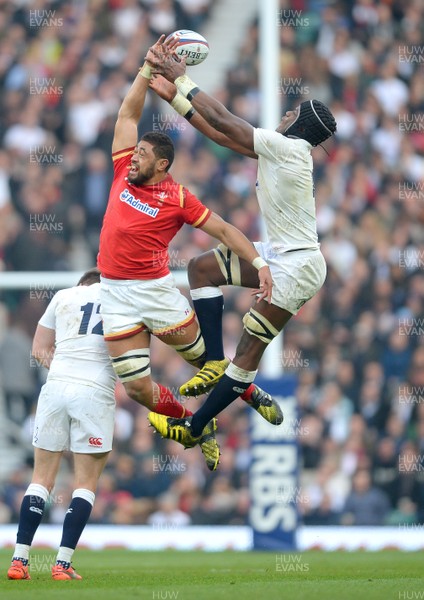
[0,549,423,600]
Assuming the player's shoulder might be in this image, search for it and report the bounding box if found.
[159,175,197,207]
[255,127,305,146]
[74,282,101,302]
[56,283,100,303]
[161,173,180,193]
[111,147,133,179]
[254,128,311,158]
[112,147,133,162]
[254,128,284,143]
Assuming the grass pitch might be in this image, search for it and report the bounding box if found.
[0,549,422,600]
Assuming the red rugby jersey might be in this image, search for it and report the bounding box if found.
[98,147,211,279]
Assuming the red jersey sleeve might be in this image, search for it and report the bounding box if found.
[180,186,211,228]
[111,147,133,178]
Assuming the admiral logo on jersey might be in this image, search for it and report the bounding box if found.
[120,188,159,218]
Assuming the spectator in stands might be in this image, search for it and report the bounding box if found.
[341,469,391,526]
[147,492,191,527]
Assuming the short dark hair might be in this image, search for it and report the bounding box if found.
[141,132,175,171]
[77,268,101,286]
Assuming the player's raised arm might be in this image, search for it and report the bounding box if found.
[199,212,272,303]
[112,35,166,154]
[149,75,257,158]
[149,39,255,152]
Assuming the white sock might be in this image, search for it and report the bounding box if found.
[25,483,49,501]
[191,287,223,300]
[13,543,30,562]
[56,546,74,565]
[73,488,95,505]
[226,361,257,383]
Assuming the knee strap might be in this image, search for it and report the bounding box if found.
[171,330,206,364]
[111,349,150,382]
[242,308,279,344]
[213,243,242,286]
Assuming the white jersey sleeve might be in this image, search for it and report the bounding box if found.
[38,290,61,330]
[253,128,319,252]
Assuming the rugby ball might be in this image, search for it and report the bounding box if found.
[166,29,209,66]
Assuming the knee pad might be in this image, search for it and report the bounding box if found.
[242,308,279,344]
[213,243,242,286]
[111,349,150,382]
[171,329,206,364]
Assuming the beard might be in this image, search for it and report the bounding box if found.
[128,163,156,185]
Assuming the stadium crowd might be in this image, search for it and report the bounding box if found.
[0,0,423,528]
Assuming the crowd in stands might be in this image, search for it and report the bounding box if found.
[0,0,423,528]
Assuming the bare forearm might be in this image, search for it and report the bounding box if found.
[118,67,150,121]
[218,223,259,264]
[189,112,256,157]
[191,92,234,134]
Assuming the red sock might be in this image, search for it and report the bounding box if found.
[153,384,192,418]
[240,383,255,404]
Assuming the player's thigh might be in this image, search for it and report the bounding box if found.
[105,329,150,358]
[32,447,63,491]
[139,276,206,366]
[211,242,260,289]
[68,384,115,455]
[156,316,200,347]
[188,250,228,287]
[100,278,148,342]
[73,452,110,492]
[252,299,293,332]
[32,380,71,453]
[235,301,292,370]
[156,317,206,367]
[106,329,154,399]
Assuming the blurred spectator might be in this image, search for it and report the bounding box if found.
[341,469,391,525]
[303,493,340,526]
[372,437,399,507]
[0,315,38,424]
[386,497,418,526]
[147,492,191,527]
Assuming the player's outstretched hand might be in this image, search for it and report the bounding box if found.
[149,74,178,103]
[145,34,167,66]
[252,266,273,304]
[147,33,187,82]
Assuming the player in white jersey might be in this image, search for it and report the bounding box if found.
[7,269,115,582]
[145,40,337,456]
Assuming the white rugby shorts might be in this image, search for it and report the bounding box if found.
[254,243,327,315]
[32,380,115,453]
[99,273,195,340]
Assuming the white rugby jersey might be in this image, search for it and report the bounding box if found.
[254,128,319,252]
[39,283,115,393]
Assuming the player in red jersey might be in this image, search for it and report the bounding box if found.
[97,37,273,469]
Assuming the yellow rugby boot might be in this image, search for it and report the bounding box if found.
[179,358,230,396]
[248,385,284,425]
[148,414,220,471]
